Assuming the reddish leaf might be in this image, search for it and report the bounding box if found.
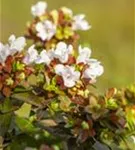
[88,119,93,129]
[3,86,12,97]
[66,55,76,65]
[56,75,63,85]
[4,56,13,73]
[110,113,119,123]
[71,96,86,105]
[89,128,96,137]
[118,118,126,128]
[25,66,34,75]
[106,88,117,99]
[80,130,89,143]
[58,10,65,25]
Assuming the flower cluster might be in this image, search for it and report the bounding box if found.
[23,41,103,102]
[0,35,103,98]
[0,35,33,97]
[26,1,91,49]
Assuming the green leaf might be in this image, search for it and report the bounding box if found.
[15,116,38,133]
[12,61,25,72]
[59,96,71,112]
[0,98,12,136]
[0,98,12,113]
[15,103,31,118]
[27,74,37,86]
[13,86,32,93]
[64,27,74,39]
[81,121,89,130]
[5,134,38,150]
[56,27,64,40]
[11,92,44,107]
[106,98,118,110]
[44,77,65,95]
[125,107,135,131]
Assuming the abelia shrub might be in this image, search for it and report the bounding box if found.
[0,1,134,150]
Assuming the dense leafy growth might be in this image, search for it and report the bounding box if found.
[0,1,134,150]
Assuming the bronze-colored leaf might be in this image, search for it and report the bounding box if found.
[106,88,117,99]
[3,86,12,97]
[40,119,57,127]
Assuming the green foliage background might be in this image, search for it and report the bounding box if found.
[0,0,134,91]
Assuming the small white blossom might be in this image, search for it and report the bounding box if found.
[55,64,80,87]
[35,50,51,65]
[23,45,38,64]
[47,49,55,60]
[0,34,26,64]
[31,1,47,17]
[0,43,10,64]
[54,42,73,63]
[83,60,104,80]
[73,14,91,31]
[35,20,56,41]
[77,45,91,64]
[8,34,26,53]
[55,64,65,75]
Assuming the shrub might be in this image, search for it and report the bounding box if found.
[0,1,135,150]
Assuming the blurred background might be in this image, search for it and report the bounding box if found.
[0,0,134,92]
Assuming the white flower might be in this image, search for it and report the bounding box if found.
[83,60,104,80]
[35,20,56,41]
[23,45,38,64]
[55,64,65,75]
[73,14,91,31]
[77,45,91,64]
[61,7,73,17]
[0,34,26,64]
[31,1,47,17]
[47,49,55,60]
[54,42,73,63]
[35,50,51,65]
[0,43,10,64]
[8,34,26,53]
[55,64,80,88]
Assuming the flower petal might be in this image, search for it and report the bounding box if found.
[73,14,91,31]
[9,35,26,52]
[83,62,104,79]
[77,46,91,64]
[54,42,73,63]
[23,45,38,64]
[35,50,51,65]
[0,43,10,64]
[55,64,65,75]
[31,1,47,17]
[35,20,56,41]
